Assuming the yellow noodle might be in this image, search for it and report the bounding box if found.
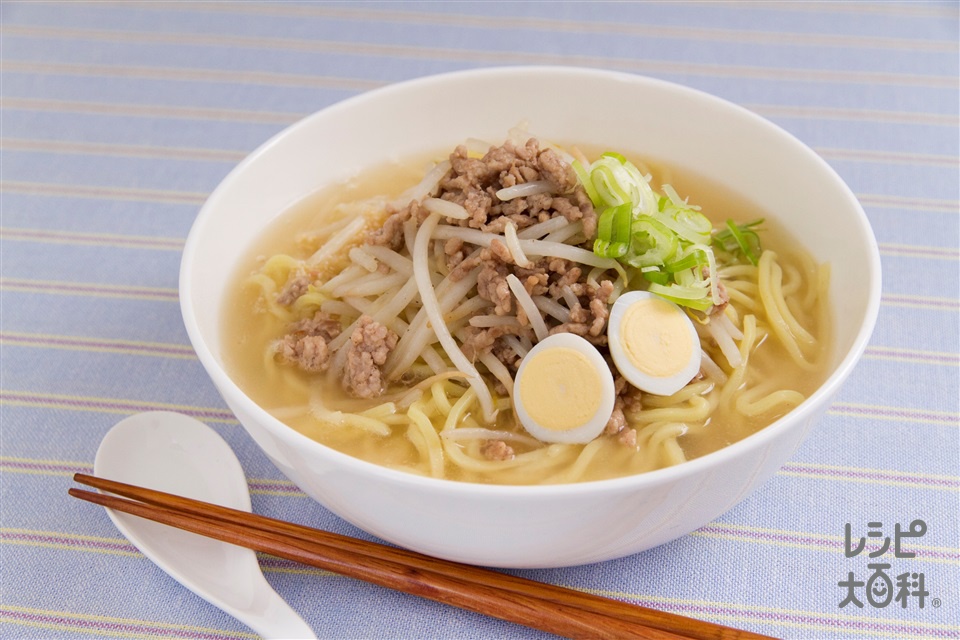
[661,436,687,466]
[247,272,278,297]
[766,252,816,348]
[245,273,292,320]
[443,387,477,432]
[443,439,579,482]
[719,314,758,411]
[724,280,759,296]
[408,400,444,477]
[758,251,818,370]
[629,395,713,425]
[785,295,813,333]
[442,379,468,399]
[630,422,685,470]
[310,405,391,437]
[340,413,394,435]
[724,287,760,312]
[780,262,803,297]
[550,437,609,484]
[718,264,758,279]
[797,249,822,310]
[404,422,431,476]
[642,380,714,408]
[261,254,302,284]
[291,288,326,317]
[736,386,806,417]
[431,381,453,414]
[372,371,469,404]
[358,402,398,420]
[647,423,687,457]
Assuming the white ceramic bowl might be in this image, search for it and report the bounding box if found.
[180,67,881,568]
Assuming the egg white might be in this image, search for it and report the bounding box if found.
[512,333,616,444]
[607,290,702,396]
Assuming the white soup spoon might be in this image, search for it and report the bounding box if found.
[93,411,317,639]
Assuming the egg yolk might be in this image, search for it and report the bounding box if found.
[517,347,603,431]
[620,298,693,378]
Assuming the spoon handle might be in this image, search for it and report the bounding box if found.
[244,591,318,640]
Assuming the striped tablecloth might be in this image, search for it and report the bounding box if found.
[2,3,957,639]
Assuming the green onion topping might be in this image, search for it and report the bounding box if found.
[713,219,764,266]
[593,202,633,258]
[576,150,761,311]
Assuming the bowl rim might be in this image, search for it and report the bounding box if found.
[180,65,882,497]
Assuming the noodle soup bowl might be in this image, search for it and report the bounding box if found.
[181,67,881,568]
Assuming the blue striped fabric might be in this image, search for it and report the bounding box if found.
[1,2,957,638]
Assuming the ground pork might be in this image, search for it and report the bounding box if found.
[548,279,615,343]
[537,148,577,193]
[367,208,408,251]
[491,340,522,371]
[435,138,596,238]
[277,334,331,372]
[604,375,644,446]
[481,440,515,461]
[444,237,465,269]
[343,315,399,399]
[712,278,730,316]
[477,259,513,316]
[276,311,342,372]
[367,200,429,250]
[617,428,638,447]
[604,397,628,436]
[448,251,484,281]
[460,324,528,362]
[292,311,342,340]
[276,271,313,306]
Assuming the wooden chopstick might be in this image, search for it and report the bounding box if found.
[71,473,775,640]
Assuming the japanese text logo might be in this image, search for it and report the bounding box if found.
[838,519,936,609]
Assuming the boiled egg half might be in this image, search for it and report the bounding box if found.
[513,333,615,444]
[608,290,701,396]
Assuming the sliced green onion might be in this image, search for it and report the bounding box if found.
[661,184,699,210]
[705,243,721,305]
[725,219,760,265]
[654,201,712,245]
[648,282,710,300]
[592,164,632,207]
[674,207,712,239]
[714,218,764,265]
[647,283,714,312]
[673,265,699,287]
[572,159,602,207]
[601,151,628,164]
[642,270,671,285]
[593,203,633,258]
[572,148,765,312]
[625,216,678,268]
[664,247,709,273]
